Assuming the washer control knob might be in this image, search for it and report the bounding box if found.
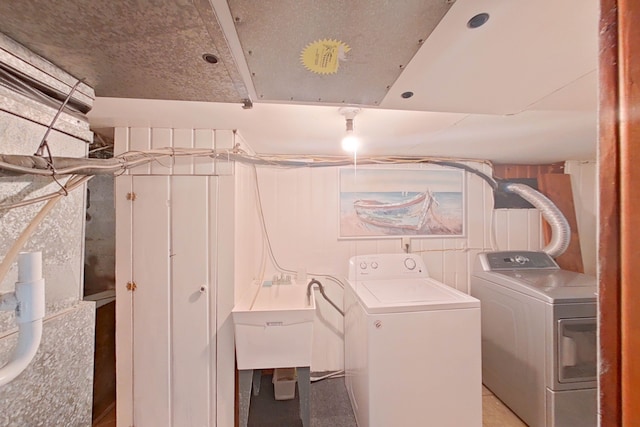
[514,255,529,265]
[359,262,367,270]
[371,262,378,269]
[404,257,417,270]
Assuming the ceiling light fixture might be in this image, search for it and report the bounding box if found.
[467,13,490,29]
[339,107,361,153]
[202,53,219,64]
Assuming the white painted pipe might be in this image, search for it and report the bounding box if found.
[0,252,45,387]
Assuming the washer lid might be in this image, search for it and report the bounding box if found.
[351,278,479,314]
[473,270,597,303]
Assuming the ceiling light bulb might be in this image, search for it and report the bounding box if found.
[342,131,359,152]
[339,107,362,153]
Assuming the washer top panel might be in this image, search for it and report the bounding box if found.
[473,269,597,303]
[472,251,597,303]
[348,278,479,314]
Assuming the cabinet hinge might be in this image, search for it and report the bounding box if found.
[126,192,137,201]
[126,281,137,291]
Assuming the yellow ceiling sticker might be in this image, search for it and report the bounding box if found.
[300,39,350,75]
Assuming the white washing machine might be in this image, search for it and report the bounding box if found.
[344,253,481,427]
[471,251,597,427]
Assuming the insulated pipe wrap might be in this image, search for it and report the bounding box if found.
[502,183,571,258]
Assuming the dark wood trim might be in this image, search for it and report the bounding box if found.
[619,0,640,424]
[492,162,564,180]
[598,0,622,425]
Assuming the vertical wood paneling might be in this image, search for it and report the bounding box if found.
[207,177,219,426]
[254,162,562,370]
[467,172,486,250]
[234,163,262,301]
[129,128,152,175]
[195,129,215,175]
[116,126,241,427]
[170,176,210,426]
[507,210,531,250]
[527,209,542,250]
[113,127,129,157]
[214,130,234,176]
[131,176,171,426]
[494,210,510,250]
[566,161,598,275]
[215,176,235,427]
[172,129,194,175]
[114,175,133,427]
[151,128,172,175]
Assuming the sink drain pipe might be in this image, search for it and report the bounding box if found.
[307,279,344,316]
[0,252,45,386]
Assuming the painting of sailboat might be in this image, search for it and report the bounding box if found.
[353,190,435,231]
[339,168,464,238]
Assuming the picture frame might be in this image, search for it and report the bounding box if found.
[339,166,465,238]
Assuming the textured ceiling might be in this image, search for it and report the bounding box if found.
[0,0,249,103]
[0,0,600,162]
[0,0,453,107]
[228,0,453,105]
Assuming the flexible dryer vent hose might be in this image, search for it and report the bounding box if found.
[502,182,571,258]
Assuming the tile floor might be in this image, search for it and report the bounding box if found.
[482,385,527,427]
[93,382,526,426]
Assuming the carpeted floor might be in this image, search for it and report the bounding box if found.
[248,373,357,427]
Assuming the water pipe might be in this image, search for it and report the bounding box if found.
[0,251,45,386]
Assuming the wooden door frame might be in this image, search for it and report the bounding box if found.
[599,0,639,424]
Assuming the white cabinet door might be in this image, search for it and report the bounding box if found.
[116,175,219,427]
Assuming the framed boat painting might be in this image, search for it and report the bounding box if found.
[339,167,465,238]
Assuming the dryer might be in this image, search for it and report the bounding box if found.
[344,253,481,427]
[471,251,597,427]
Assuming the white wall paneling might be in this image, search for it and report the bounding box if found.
[565,161,598,276]
[113,127,235,176]
[131,176,171,426]
[171,176,212,426]
[251,162,551,371]
[114,124,599,384]
[115,126,242,427]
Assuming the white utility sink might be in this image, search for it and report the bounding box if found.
[232,279,315,370]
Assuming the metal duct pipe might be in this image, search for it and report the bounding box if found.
[501,182,571,258]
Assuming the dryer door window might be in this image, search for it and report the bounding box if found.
[557,318,597,383]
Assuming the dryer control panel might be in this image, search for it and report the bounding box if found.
[479,251,559,271]
[348,253,429,281]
